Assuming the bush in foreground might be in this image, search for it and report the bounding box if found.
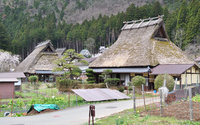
[105,78,120,86]
[130,76,146,87]
[154,74,174,91]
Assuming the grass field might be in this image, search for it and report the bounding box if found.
[93,108,200,125]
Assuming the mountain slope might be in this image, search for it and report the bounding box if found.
[0,0,164,24]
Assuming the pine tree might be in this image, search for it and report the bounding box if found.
[176,0,187,29]
[151,2,163,17]
[0,22,10,51]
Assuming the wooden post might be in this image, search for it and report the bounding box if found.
[0,95,1,112]
[196,75,199,87]
[160,89,163,116]
[180,76,182,89]
[189,88,193,121]
[11,94,14,115]
[163,74,167,87]
[88,107,91,125]
[68,93,70,107]
[132,86,136,113]
[142,84,146,111]
[191,73,192,86]
[185,73,188,88]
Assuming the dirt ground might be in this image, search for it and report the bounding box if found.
[144,101,200,121]
[27,109,56,116]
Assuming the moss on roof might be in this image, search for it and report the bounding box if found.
[89,17,193,68]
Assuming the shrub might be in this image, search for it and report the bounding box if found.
[131,76,146,87]
[86,69,96,84]
[192,94,200,102]
[15,91,24,98]
[56,77,107,91]
[104,78,120,86]
[28,75,38,84]
[128,86,133,91]
[56,77,73,91]
[154,74,175,91]
[118,86,125,92]
[56,78,106,92]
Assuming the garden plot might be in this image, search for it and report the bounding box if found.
[144,101,200,121]
[0,87,85,117]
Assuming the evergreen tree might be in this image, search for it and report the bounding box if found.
[176,0,187,29]
[54,49,87,80]
[86,69,96,84]
[185,2,200,44]
[0,22,10,51]
[151,2,163,17]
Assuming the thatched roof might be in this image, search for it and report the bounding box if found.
[56,48,66,57]
[15,40,58,73]
[89,16,193,68]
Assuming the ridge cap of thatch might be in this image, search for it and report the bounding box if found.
[122,15,164,30]
[35,40,52,48]
[123,15,164,24]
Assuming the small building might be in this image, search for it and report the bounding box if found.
[0,72,25,90]
[151,64,200,88]
[89,16,198,90]
[0,78,18,99]
[15,40,59,82]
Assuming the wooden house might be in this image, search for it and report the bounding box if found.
[0,72,25,90]
[0,78,17,99]
[89,16,198,90]
[15,40,59,82]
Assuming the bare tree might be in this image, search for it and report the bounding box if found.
[0,50,20,72]
[84,38,95,54]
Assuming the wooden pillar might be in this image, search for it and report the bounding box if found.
[191,68,192,85]
[185,72,188,88]
[147,73,150,90]
[180,75,182,89]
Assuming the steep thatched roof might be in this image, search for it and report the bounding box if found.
[89,16,193,68]
[56,48,66,57]
[15,40,58,73]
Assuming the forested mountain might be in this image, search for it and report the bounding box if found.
[0,0,199,60]
[0,0,164,24]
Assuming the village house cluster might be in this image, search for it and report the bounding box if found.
[1,16,200,98]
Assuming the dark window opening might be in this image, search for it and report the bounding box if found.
[154,26,168,41]
[43,46,53,52]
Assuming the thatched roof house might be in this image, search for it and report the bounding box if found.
[89,16,198,89]
[15,40,59,82]
[90,16,193,68]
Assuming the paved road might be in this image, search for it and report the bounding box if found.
[0,97,159,125]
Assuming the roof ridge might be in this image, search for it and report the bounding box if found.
[122,15,164,30]
[123,15,164,24]
[35,40,51,48]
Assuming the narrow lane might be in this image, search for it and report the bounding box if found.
[0,97,159,125]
